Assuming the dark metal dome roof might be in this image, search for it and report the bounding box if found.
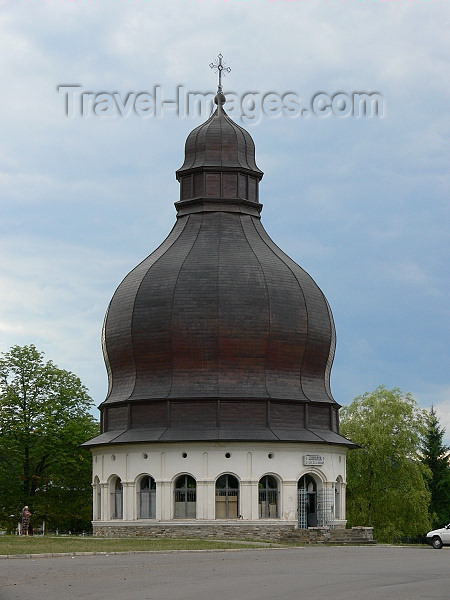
[102,210,336,405]
[176,101,263,178]
[84,101,354,448]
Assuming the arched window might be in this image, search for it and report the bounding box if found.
[258,475,279,518]
[138,475,156,519]
[298,474,317,493]
[174,475,196,518]
[297,474,317,528]
[215,474,239,519]
[111,477,123,519]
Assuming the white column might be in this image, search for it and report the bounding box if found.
[100,483,109,521]
[155,480,163,521]
[240,480,255,520]
[91,482,96,522]
[341,482,347,522]
[196,481,207,519]
[203,480,216,519]
[122,482,134,521]
[158,481,172,520]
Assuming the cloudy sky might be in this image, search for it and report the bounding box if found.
[1,1,449,439]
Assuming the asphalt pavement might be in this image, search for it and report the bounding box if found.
[1,545,449,600]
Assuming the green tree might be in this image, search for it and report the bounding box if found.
[340,385,431,543]
[0,345,98,532]
[421,406,450,527]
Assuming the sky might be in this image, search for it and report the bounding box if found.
[0,1,449,440]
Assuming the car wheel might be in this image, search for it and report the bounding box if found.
[432,536,443,549]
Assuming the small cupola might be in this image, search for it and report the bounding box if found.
[175,58,263,213]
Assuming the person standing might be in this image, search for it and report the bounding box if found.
[21,506,31,536]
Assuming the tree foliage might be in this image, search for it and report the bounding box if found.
[0,345,98,532]
[340,386,431,543]
[421,406,450,527]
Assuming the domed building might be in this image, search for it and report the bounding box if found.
[83,72,355,539]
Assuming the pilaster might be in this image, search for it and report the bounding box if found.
[122,482,134,521]
[100,483,109,521]
[158,481,172,520]
[240,480,256,520]
[282,480,298,521]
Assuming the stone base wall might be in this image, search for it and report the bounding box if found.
[283,526,375,544]
[93,521,374,544]
[93,521,297,542]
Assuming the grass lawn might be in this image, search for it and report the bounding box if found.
[0,535,281,556]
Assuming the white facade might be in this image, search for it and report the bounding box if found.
[91,441,347,528]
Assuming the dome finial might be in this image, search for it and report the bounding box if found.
[209,53,230,106]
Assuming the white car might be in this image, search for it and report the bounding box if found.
[426,524,450,549]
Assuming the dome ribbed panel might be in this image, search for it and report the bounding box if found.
[102,219,188,404]
[203,115,222,166]
[252,219,335,403]
[324,297,336,399]
[180,120,207,172]
[240,216,307,400]
[219,113,236,167]
[167,212,271,398]
[216,213,270,397]
[226,115,259,172]
[129,215,203,400]
[169,212,221,396]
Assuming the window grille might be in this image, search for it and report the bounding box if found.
[138,476,156,519]
[215,475,239,519]
[174,475,196,518]
[297,488,308,529]
[297,488,335,529]
[258,475,279,518]
[317,489,335,528]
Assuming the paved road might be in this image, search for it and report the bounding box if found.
[1,546,449,600]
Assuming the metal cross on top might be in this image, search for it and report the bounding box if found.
[209,53,231,94]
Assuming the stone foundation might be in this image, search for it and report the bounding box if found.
[93,521,296,542]
[283,526,375,544]
[93,521,374,544]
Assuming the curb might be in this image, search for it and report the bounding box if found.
[0,547,289,560]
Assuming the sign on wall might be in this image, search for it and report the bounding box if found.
[303,454,325,466]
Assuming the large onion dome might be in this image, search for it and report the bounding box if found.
[85,94,352,447]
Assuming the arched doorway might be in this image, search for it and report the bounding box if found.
[138,475,156,519]
[258,475,279,518]
[298,474,317,528]
[215,474,239,518]
[111,476,123,519]
[174,475,196,518]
